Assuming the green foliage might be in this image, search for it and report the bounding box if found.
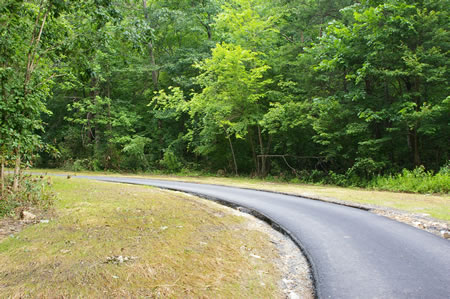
[160,149,182,172]
[0,174,56,217]
[1,0,445,193]
[369,166,450,194]
[192,42,271,140]
[71,159,90,172]
[305,0,449,170]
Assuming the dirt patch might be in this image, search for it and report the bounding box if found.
[0,208,54,242]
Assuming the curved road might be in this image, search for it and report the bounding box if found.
[76,175,449,298]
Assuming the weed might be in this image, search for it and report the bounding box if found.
[0,174,55,217]
[369,166,450,194]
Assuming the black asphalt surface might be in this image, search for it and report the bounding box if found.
[75,175,450,298]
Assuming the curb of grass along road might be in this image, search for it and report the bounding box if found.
[20,171,450,239]
[98,179,323,298]
[94,176,449,240]
[188,183,449,240]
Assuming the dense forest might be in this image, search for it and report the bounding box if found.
[1,0,449,189]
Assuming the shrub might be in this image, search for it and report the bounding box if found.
[160,150,182,172]
[368,165,450,194]
[0,174,56,217]
[72,159,89,171]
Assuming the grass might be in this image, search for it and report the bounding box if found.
[369,167,450,194]
[26,168,450,222]
[0,174,56,217]
[0,177,283,298]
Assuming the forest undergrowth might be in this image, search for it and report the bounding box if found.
[0,174,56,217]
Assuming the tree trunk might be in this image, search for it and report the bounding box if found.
[411,128,421,166]
[93,91,99,155]
[257,126,266,176]
[142,0,159,90]
[148,41,159,89]
[1,156,4,199]
[226,134,238,176]
[24,9,48,96]
[13,146,20,192]
[158,119,163,160]
[249,133,259,175]
[404,77,422,167]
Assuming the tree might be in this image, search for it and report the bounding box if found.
[190,43,272,175]
[0,0,68,191]
[304,0,449,172]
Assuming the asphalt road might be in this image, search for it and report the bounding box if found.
[75,175,450,298]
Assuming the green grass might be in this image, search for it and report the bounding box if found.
[27,168,450,222]
[0,177,284,298]
[369,167,450,194]
[0,174,55,217]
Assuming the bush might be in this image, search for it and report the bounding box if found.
[160,150,182,172]
[368,165,450,194]
[0,174,56,217]
[72,159,89,171]
[285,164,449,194]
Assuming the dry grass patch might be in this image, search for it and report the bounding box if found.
[141,176,449,222]
[0,178,285,298]
[24,169,450,221]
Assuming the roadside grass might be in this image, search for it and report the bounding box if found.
[368,168,449,194]
[0,177,282,298]
[26,169,450,222]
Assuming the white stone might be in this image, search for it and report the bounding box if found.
[413,221,425,229]
[288,292,300,299]
[21,211,36,220]
[440,230,450,239]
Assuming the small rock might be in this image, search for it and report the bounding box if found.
[288,292,300,299]
[413,221,425,229]
[21,211,36,220]
[440,230,450,239]
[237,206,251,213]
[283,278,294,285]
[160,226,168,231]
[106,255,138,264]
[40,220,49,224]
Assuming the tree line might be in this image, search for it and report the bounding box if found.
[1,0,449,187]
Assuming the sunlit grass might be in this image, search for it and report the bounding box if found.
[0,177,282,297]
[29,168,450,222]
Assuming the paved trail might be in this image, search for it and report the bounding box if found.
[75,175,450,298]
